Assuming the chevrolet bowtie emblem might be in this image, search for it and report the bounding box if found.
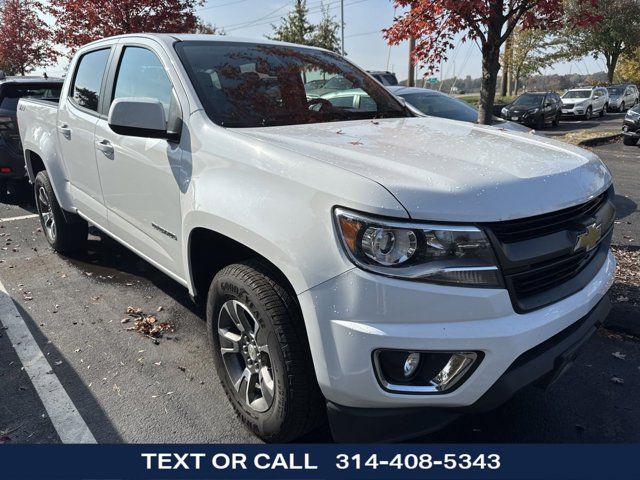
[574,223,602,252]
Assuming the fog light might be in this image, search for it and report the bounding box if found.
[374,350,481,394]
[403,352,420,378]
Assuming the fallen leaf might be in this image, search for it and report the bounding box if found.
[611,352,626,360]
[610,376,624,385]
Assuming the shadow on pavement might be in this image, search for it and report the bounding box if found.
[2,292,123,443]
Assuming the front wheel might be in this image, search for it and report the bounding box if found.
[584,107,593,120]
[207,260,324,442]
[34,170,88,253]
[620,102,626,112]
[623,135,638,146]
[552,113,560,127]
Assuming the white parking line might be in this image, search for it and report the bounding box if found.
[0,214,39,222]
[0,278,96,443]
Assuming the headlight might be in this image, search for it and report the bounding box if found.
[527,108,540,115]
[334,208,500,286]
[501,107,508,116]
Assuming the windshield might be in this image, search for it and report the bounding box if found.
[607,87,624,96]
[0,83,62,113]
[399,92,478,122]
[512,93,544,108]
[175,41,407,127]
[563,90,591,99]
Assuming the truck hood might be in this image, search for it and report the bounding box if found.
[237,117,611,222]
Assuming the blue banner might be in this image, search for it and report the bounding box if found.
[0,444,637,479]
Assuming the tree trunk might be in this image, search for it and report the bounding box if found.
[501,34,512,97]
[607,52,620,83]
[478,43,501,125]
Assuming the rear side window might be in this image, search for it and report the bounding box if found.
[112,47,174,118]
[71,48,111,112]
[0,84,62,113]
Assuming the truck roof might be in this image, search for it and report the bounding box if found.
[82,33,329,52]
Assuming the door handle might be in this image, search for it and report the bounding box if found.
[57,124,71,138]
[95,139,114,156]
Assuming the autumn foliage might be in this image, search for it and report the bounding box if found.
[383,0,592,124]
[48,0,204,52]
[0,0,57,75]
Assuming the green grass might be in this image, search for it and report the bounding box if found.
[459,95,517,106]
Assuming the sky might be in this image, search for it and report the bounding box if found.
[40,0,603,81]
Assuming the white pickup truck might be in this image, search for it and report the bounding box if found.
[17,34,616,443]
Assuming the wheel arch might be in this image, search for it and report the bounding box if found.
[186,226,300,305]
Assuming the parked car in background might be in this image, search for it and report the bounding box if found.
[500,92,562,129]
[561,87,609,120]
[606,84,638,112]
[388,86,532,132]
[0,72,63,199]
[622,104,640,146]
[304,79,327,91]
[367,70,398,86]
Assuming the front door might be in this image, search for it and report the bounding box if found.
[57,47,112,223]
[93,43,185,279]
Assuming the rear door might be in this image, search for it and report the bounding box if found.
[58,47,113,223]
[93,40,186,279]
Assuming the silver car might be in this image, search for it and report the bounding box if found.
[607,84,639,112]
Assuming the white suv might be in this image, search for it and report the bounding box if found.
[561,87,609,119]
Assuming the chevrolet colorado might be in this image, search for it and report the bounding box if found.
[17,34,616,443]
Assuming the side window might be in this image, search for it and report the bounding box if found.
[112,47,174,120]
[71,49,111,112]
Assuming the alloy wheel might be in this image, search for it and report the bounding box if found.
[37,186,56,242]
[217,299,275,413]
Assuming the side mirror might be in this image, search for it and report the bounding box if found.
[108,98,171,139]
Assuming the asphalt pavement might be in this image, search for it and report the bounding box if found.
[0,139,638,444]
[544,110,626,138]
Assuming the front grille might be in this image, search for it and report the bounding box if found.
[563,103,574,109]
[510,248,598,297]
[483,187,615,312]
[487,191,607,243]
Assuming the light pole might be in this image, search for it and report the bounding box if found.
[341,0,345,56]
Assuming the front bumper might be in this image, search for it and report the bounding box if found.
[622,119,640,138]
[327,293,610,442]
[560,106,587,117]
[298,250,615,412]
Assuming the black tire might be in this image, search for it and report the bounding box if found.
[34,170,88,253]
[620,101,625,112]
[623,136,638,146]
[552,113,560,127]
[584,107,592,120]
[206,260,324,442]
[600,104,607,117]
[535,115,545,130]
[0,179,7,203]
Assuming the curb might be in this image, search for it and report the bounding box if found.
[577,133,622,147]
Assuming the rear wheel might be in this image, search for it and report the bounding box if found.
[207,260,324,442]
[623,136,638,146]
[600,104,607,117]
[34,170,87,253]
